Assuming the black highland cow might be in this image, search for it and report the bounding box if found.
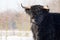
[21,4,60,40]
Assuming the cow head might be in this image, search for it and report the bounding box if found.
[21,4,49,17]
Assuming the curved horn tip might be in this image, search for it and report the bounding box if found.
[21,3,31,9]
[21,3,24,8]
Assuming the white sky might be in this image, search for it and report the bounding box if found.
[0,0,19,12]
[0,0,53,12]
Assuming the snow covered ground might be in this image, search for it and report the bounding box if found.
[0,30,34,40]
[0,36,33,40]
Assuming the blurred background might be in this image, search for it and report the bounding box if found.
[0,0,60,40]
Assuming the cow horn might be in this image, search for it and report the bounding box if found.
[43,5,49,9]
[21,3,30,9]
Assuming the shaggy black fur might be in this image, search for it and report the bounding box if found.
[22,5,60,40]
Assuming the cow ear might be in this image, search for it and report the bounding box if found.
[25,8,30,11]
[25,8,30,13]
[25,8,31,15]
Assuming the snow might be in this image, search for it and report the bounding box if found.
[0,30,34,40]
